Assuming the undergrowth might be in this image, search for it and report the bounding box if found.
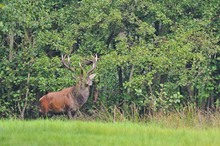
[77,103,220,129]
[4,102,220,129]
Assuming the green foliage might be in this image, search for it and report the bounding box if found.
[0,0,219,118]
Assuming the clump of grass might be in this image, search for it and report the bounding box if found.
[80,103,220,129]
[147,108,220,129]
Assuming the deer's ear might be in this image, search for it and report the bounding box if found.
[89,74,96,80]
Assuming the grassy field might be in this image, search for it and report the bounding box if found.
[0,120,220,146]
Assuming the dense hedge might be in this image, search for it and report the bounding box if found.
[0,0,219,118]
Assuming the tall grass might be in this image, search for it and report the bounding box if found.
[0,119,220,146]
[82,103,220,128]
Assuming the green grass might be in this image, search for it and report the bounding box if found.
[0,120,220,146]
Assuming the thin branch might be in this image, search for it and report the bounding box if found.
[20,73,30,119]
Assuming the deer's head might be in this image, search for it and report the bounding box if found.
[61,54,98,88]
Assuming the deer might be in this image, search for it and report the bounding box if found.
[39,54,98,119]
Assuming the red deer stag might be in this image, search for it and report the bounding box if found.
[39,54,98,119]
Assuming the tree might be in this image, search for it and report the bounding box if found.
[0,0,219,118]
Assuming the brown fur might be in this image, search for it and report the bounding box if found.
[39,87,73,114]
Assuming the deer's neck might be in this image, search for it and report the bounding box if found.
[71,86,90,106]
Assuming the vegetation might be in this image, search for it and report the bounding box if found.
[1,119,220,146]
[0,0,219,119]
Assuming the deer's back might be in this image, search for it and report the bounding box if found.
[40,87,74,113]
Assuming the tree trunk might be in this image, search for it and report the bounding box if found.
[18,73,30,119]
[127,64,134,94]
[117,66,123,96]
[8,31,14,61]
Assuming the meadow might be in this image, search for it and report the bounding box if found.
[0,119,220,146]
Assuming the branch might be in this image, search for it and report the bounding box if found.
[20,73,30,119]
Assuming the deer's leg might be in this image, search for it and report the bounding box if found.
[39,112,44,119]
[67,109,73,119]
[72,110,78,119]
[39,109,48,119]
[39,113,48,119]
[41,111,50,119]
[39,102,50,119]
[44,113,49,119]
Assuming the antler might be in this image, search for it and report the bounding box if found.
[61,54,75,72]
[86,54,98,75]
[79,62,85,76]
[79,54,98,76]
